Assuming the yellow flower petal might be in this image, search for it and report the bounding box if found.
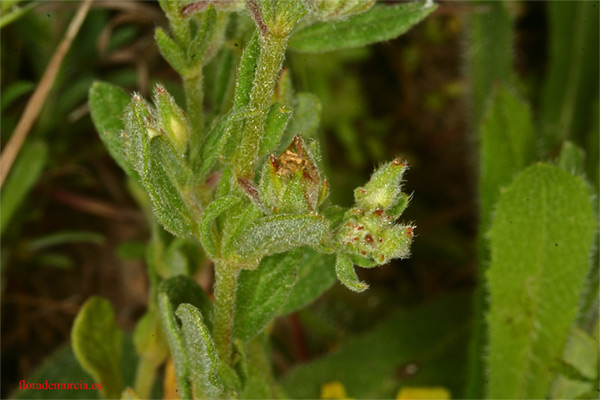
[396,386,451,400]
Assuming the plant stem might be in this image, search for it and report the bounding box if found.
[184,67,204,154]
[235,34,288,179]
[213,261,240,365]
[134,356,158,399]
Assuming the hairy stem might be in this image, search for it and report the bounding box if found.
[184,67,204,153]
[234,34,288,179]
[213,262,240,365]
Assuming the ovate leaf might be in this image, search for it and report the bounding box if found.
[234,250,301,341]
[289,2,437,53]
[175,304,225,399]
[89,81,138,180]
[71,297,123,400]
[280,249,336,315]
[486,164,596,399]
[236,214,329,265]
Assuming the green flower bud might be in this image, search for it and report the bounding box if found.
[354,158,408,212]
[259,136,328,214]
[304,0,374,22]
[153,84,191,155]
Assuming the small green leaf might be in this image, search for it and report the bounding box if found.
[557,141,586,176]
[236,214,330,265]
[71,297,123,400]
[159,275,214,331]
[234,250,301,341]
[280,249,336,314]
[89,81,138,180]
[153,84,191,154]
[0,141,47,235]
[155,28,188,76]
[200,195,242,259]
[486,164,597,399]
[175,304,225,399]
[157,292,192,400]
[188,4,217,66]
[280,92,322,149]
[289,2,436,53]
[335,254,367,292]
[259,102,292,157]
[234,33,260,109]
[479,85,537,233]
[1,80,34,112]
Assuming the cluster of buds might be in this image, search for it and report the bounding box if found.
[258,136,328,214]
[336,158,414,266]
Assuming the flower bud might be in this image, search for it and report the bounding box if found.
[153,84,191,155]
[259,136,328,214]
[354,158,407,212]
[304,0,374,22]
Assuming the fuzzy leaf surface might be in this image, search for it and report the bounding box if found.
[234,250,301,341]
[280,249,336,314]
[175,304,225,399]
[486,164,596,398]
[335,253,368,292]
[479,85,537,233]
[159,276,214,330]
[158,292,192,399]
[236,214,329,262]
[155,28,188,76]
[89,81,138,180]
[289,2,436,53]
[71,297,122,399]
[200,195,241,259]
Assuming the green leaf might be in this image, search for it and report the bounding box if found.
[200,195,242,259]
[0,141,47,235]
[26,231,104,252]
[89,81,138,180]
[1,80,34,111]
[234,250,301,341]
[71,297,123,400]
[486,164,597,399]
[280,249,336,315]
[175,304,225,399]
[236,214,329,264]
[188,4,217,66]
[288,2,436,53]
[557,141,586,176]
[479,85,537,234]
[159,275,214,331]
[282,292,472,398]
[157,292,192,400]
[234,33,260,109]
[335,253,368,293]
[259,102,292,157]
[155,27,188,76]
[280,92,322,149]
[540,1,599,153]
[551,329,599,399]
[464,1,514,128]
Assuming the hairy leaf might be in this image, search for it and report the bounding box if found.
[159,276,214,331]
[486,164,596,398]
[479,85,536,233]
[175,304,225,399]
[200,195,241,259]
[259,102,292,157]
[89,81,138,180]
[157,292,192,399]
[280,249,336,315]
[234,33,260,109]
[288,2,436,53]
[155,28,188,76]
[335,253,368,292]
[234,250,301,341]
[236,214,329,264]
[280,92,322,149]
[71,297,123,399]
